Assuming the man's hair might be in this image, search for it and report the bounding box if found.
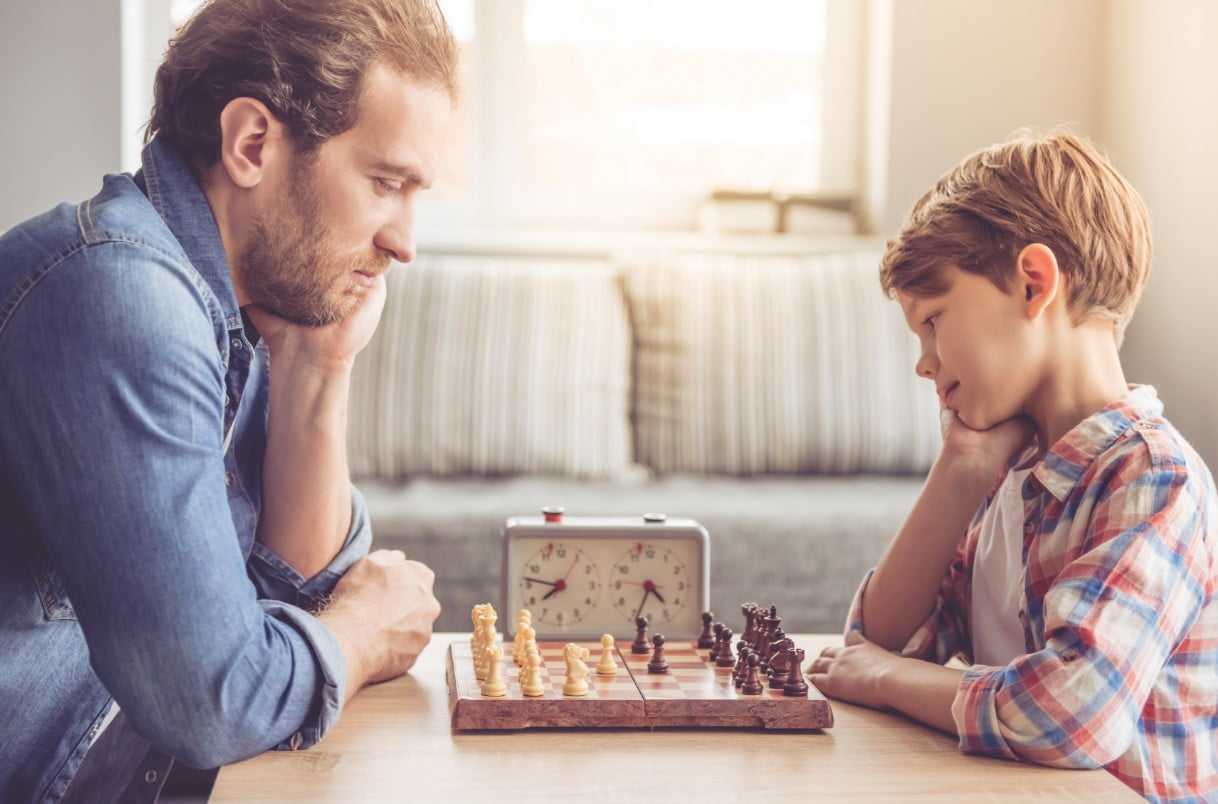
[146,0,458,171]
[879,131,1152,347]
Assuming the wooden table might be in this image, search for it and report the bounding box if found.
[212,633,1139,802]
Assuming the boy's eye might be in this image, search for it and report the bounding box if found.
[923,314,939,332]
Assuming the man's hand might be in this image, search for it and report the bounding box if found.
[244,273,387,371]
[806,630,902,710]
[320,550,442,694]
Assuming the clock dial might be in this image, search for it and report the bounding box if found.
[609,542,690,627]
[517,541,600,628]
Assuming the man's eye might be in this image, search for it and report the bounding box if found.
[374,177,402,193]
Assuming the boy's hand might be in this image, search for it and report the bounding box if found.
[807,630,901,710]
[938,406,1035,488]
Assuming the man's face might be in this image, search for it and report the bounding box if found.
[241,63,453,326]
[899,266,1043,430]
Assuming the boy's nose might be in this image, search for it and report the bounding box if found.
[915,353,938,380]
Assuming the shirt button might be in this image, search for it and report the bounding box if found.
[225,472,234,487]
[144,769,158,784]
[231,338,243,351]
[290,733,303,750]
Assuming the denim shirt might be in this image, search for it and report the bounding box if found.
[0,138,372,803]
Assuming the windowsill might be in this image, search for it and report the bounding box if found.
[417,228,883,260]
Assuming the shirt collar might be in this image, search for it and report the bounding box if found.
[1026,384,1163,502]
[136,136,244,331]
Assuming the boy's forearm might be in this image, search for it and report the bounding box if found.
[880,657,962,736]
[862,455,991,651]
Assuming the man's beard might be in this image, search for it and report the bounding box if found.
[239,161,389,327]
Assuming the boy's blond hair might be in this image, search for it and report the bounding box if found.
[879,132,1151,347]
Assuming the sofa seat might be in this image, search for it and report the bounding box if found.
[358,474,925,634]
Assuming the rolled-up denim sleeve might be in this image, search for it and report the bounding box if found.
[0,244,349,768]
[249,484,373,610]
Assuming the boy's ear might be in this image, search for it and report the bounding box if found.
[1015,243,1060,320]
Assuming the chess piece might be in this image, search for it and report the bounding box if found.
[741,603,758,646]
[697,611,715,649]
[596,634,619,676]
[631,615,650,654]
[520,649,545,697]
[647,633,669,674]
[768,638,794,689]
[480,643,507,697]
[513,610,533,665]
[715,627,736,668]
[514,621,536,666]
[733,643,751,689]
[474,608,499,681]
[741,652,764,695]
[784,648,809,697]
[708,623,725,663]
[562,643,591,696]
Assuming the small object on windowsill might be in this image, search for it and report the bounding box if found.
[698,188,857,236]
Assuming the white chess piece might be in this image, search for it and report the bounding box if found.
[514,620,536,666]
[562,643,591,697]
[596,634,618,676]
[481,643,507,697]
[520,649,545,697]
[474,608,499,681]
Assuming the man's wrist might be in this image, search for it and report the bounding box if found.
[318,601,374,702]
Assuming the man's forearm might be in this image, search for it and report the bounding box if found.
[881,658,963,736]
[258,356,353,579]
[862,456,990,651]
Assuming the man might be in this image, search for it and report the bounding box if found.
[0,1,455,800]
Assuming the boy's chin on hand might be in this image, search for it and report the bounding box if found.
[936,410,1036,485]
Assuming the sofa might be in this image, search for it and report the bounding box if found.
[348,239,940,634]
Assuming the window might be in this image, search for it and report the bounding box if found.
[155,0,863,235]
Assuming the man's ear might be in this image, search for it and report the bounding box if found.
[1015,243,1061,321]
[216,97,284,190]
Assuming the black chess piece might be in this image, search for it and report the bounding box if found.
[697,611,715,649]
[708,623,725,662]
[784,648,809,697]
[741,652,764,695]
[763,627,788,677]
[715,627,736,667]
[632,615,650,654]
[733,643,750,688]
[741,603,758,645]
[768,640,794,689]
[647,633,669,674]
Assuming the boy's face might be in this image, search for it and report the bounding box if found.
[898,266,1046,431]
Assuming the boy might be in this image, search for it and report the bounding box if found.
[807,133,1217,802]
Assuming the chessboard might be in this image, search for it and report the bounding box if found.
[446,638,834,732]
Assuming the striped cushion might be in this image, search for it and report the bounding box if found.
[623,251,941,474]
[348,255,636,480]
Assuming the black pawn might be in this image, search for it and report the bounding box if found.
[784,648,809,697]
[708,623,725,662]
[632,615,650,654]
[716,627,736,667]
[733,643,750,688]
[647,633,669,674]
[741,653,764,695]
[697,611,715,649]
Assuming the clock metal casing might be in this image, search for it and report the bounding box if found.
[501,514,710,641]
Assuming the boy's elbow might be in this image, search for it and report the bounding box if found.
[1004,722,1133,771]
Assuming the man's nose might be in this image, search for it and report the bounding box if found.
[376,224,415,264]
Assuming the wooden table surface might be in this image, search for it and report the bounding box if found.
[211,633,1139,803]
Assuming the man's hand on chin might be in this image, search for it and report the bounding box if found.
[244,272,388,373]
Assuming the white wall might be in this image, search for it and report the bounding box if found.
[879,0,1106,233]
[1102,0,1218,470]
[0,1,124,231]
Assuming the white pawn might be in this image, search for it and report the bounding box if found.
[596,634,618,677]
[562,643,591,697]
[514,620,536,666]
[474,609,499,681]
[481,643,507,697]
[520,649,545,697]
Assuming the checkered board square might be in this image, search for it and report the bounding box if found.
[446,640,833,731]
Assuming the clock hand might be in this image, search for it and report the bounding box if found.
[541,586,561,601]
[633,588,652,621]
[651,587,666,604]
[522,577,558,587]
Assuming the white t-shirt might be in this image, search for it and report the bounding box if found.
[970,466,1034,666]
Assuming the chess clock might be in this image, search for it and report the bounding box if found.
[502,509,710,641]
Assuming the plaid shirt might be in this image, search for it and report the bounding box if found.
[846,385,1218,803]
